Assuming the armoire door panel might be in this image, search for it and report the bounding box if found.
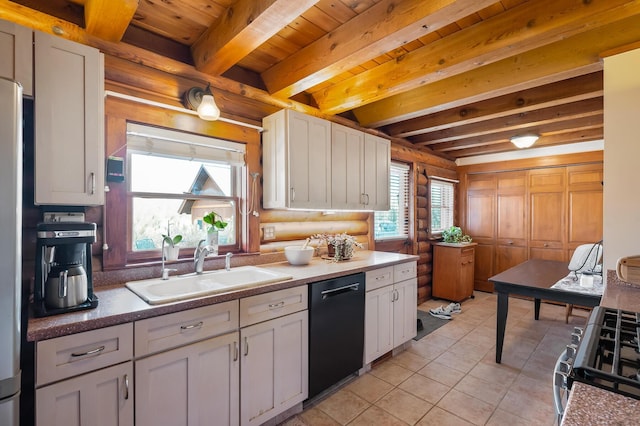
[497,193,526,246]
[568,190,603,244]
[530,192,564,247]
[466,192,495,240]
[496,245,528,274]
[473,243,494,292]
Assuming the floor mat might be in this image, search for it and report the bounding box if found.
[414,309,449,341]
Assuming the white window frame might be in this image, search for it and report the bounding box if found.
[430,178,455,236]
[374,162,410,241]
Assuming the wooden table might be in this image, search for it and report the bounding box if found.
[489,259,601,363]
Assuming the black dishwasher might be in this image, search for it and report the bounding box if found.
[308,272,365,399]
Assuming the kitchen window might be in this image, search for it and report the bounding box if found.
[125,124,245,260]
[430,178,455,235]
[374,162,410,240]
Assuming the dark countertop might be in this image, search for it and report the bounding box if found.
[27,250,418,341]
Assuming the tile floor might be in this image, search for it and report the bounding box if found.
[284,291,589,426]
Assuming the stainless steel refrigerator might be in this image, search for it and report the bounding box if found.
[0,77,23,426]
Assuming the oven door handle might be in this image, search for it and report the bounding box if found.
[553,347,571,425]
[320,283,360,299]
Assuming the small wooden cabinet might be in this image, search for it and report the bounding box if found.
[432,243,477,302]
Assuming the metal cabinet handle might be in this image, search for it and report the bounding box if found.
[268,301,285,309]
[244,337,249,356]
[365,193,370,205]
[124,374,129,400]
[290,187,296,201]
[233,341,239,362]
[90,172,96,195]
[71,345,105,358]
[180,321,204,331]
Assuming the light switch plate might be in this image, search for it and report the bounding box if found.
[263,226,276,240]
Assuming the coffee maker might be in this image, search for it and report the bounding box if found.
[34,222,98,317]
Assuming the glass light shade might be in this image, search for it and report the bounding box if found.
[197,94,221,121]
[510,134,539,149]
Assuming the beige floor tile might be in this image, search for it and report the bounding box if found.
[398,373,451,405]
[389,349,429,372]
[498,376,556,422]
[406,339,447,362]
[454,374,508,406]
[369,361,414,386]
[420,332,458,351]
[417,361,466,387]
[375,388,432,425]
[343,373,394,403]
[486,408,551,426]
[433,348,480,373]
[430,321,475,341]
[467,360,519,386]
[437,389,495,426]
[348,405,408,426]
[316,389,370,425]
[415,406,473,426]
[296,407,341,426]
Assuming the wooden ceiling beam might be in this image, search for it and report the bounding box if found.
[191,0,319,76]
[383,72,603,138]
[449,128,603,158]
[84,0,138,42]
[260,0,496,99]
[353,14,640,128]
[319,0,640,115]
[412,98,603,145]
[426,114,603,152]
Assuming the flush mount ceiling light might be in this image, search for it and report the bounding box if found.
[510,134,539,149]
[183,83,221,121]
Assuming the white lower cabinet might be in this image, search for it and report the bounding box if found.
[240,308,308,426]
[365,262,417,364]
[135,332,240,426]
[36,361,133,426]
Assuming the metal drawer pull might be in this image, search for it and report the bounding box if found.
[90,172,96,195]
[71,345,105,358]
[124,374,129,400]
[233,341,239,361]
[375,274,389,281]
[244,337,249,356]
[268,301,285,309]
[180,321,204,331]
[321,283,359,299]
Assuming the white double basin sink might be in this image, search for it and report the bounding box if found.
[126,266,293,305]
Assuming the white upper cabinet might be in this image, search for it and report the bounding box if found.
[331,123,390,211]
[34,31,105,206]
[0,18,33,96]
[363,133,390,211]
[262,109,331,210]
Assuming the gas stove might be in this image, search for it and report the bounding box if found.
[570,306,640,399]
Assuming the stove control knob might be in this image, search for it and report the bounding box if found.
[571,332,582,345]
[559,360,572,373]
[554,371,569,389]
[566,344,578,359]
[573,327,584,336]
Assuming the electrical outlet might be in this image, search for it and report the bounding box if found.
[263,226,276,240]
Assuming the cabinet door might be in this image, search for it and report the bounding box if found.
[0,19,32,96]
[363,133,390,211]
[364,285,394,364]
[529,168,565,259]
[34,31,105,205]
[567,164,603,248]
[331,123,364,209]
[393,278,417,347]
[36,361,133,426]
[135,332,240,426]
[289,111,331,209]
[240,310,308,426]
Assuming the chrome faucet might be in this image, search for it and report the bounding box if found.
[225,252,233,271]
[194,239,215,274]
[161,239,176,280]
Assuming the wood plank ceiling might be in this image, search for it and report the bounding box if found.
[5,0,640,161]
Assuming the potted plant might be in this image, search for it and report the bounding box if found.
[161,233,182,261]
[441,226,473,244]
[312,232,363,261]
[202,211,228,251]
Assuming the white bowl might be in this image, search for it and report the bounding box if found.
[284,246,315,265]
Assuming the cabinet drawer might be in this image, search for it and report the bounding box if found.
[135,300,239,357]
[240,285,307,327]
[36,323,133,387]
[366,266,394,291]
[394,261,417,282]
[461,254,474,266]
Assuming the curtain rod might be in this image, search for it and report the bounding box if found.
[105,90,264,132]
